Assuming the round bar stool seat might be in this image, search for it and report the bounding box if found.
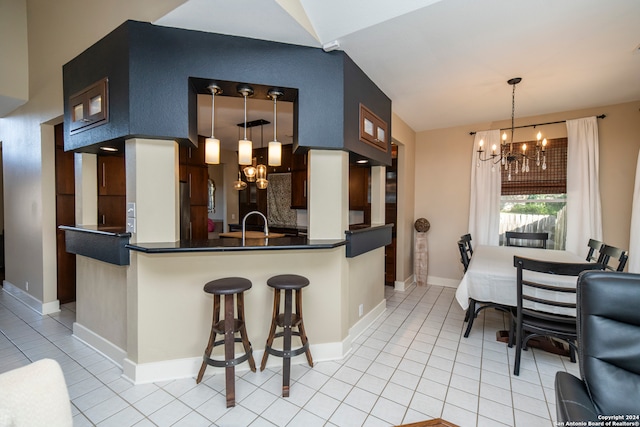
[261,274,313,397]
[196,277,256,408]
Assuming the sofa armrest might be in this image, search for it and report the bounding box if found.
[555,371,598,423]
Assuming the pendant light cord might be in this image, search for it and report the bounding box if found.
[243,94,248,141]
[273,96,278,142]
[211,92,215,138]
[510,82,516,146]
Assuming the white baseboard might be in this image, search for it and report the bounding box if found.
[73,300,387,385]
[2,280,60,315]
[394,275,415,292]
[426,276,460,288]
[121,340,347,385]
[73,322,127,368]
[347,299,387,346]
[120,302,387,384]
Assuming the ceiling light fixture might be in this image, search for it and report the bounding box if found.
[477,77,547,180]
[256,123,268,190]
[238,85,254,167]
[233,170,247,191]
[267,89,283,167]
[322,40,341,52]
[205,84,221,164]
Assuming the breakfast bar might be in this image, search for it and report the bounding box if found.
[68,221,389,384]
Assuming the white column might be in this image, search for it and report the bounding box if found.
[370,165,386,225]
[308,149,348,240]
[74,153,97,225]
[125,138,179,243]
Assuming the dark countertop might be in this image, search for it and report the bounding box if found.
[126,236,346,254]
[59,225,131,237]
[346,223,393,234]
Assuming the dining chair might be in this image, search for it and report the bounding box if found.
[510,256,603,376]
[505,231,549,249]
[555,271,640,422]
[597,244,628,272]
[585,238,603,262]
[460,233,473,256]
[457,240,470,273]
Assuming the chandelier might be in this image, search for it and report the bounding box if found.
[477,77,548,181]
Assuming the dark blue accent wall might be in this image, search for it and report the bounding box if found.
[63,20,391,166]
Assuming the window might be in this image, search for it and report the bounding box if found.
[499,138,567,249]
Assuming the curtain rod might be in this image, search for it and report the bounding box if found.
[469,114,606,136]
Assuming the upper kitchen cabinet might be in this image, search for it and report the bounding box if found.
[62,20,391,167]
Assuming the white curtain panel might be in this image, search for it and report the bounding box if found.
[566,117,603,255]
[468,130,501,246]
[628,150,640,272]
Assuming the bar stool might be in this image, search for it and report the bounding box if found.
[260,274,313,397]
[196,277,256,408]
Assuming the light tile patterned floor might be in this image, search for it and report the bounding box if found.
[0,284,578,426]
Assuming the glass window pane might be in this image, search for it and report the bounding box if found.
[73,104,83,122]
[89,95,102,116]
[499,194,567,249]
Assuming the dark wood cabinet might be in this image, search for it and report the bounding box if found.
[290,170,307,209]
[189,205,209,240]
[290,150,307,209]
[349,164,370,210]
[97,153,126,227]
[179,136,209,240]
[55,123,76,304]
[98,155,126,196]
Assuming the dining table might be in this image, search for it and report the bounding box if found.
[455,245,587,316]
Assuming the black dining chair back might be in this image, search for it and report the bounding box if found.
[597,244,628,272]
[585,239,603,262]
[505,231,549,249]
[510,256,603,376]
[460,234,473,256]
[457,240,471,273]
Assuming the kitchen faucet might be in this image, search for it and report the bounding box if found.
[242,211,269,245]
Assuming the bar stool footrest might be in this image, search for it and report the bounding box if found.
[203,338,253,368]
[264,331,309,358]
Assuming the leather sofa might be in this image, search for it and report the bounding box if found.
[555,271,640,421]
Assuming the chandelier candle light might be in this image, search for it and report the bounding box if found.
[477,77,547,181]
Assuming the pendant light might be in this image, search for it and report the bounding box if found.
[232,170,247,191]
[238,85,253,166]
[205,84,221,164]
[256,123,268,189]
[267,89,283,166]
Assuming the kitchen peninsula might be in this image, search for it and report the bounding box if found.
[63,20,393,384]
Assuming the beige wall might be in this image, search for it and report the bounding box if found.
[391,113,416,286]
[416,100,640,284]
[0,0,28,115]
[0,0,186,305]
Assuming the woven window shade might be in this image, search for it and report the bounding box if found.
[501,137,567,195]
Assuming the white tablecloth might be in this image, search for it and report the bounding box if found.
[455,245,586,315]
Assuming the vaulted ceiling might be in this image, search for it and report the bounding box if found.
[156,0,640,142]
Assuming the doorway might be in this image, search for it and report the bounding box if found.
[385,144,398,286]
[54,123,76,303]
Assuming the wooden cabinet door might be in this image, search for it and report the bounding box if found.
[98,196,126,227]
[349,164,369,210]
[290,170,307,209]
[98,155,126,196]
[188,166,209,206]
[190,205,209,240]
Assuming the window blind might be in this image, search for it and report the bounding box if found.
[501,137,567,195]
